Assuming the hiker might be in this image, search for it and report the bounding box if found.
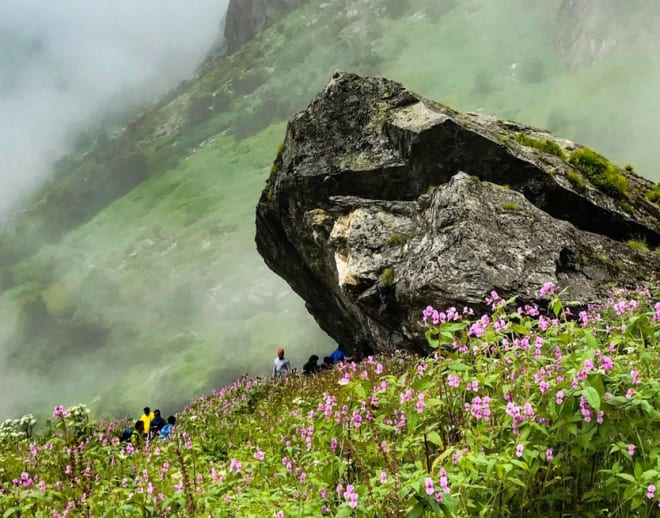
[329,345,346,364]
[149,409,166,438]
[131,420,145,448]
[320,356,333,371]
[160,416,176,440]
[140,407,154,434]
[302,354,320,376]
[273,347,292,377]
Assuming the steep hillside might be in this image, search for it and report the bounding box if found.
[0,287,659,515]
[1,0,659,419]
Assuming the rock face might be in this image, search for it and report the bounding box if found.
[255,72,660,356]
[223,0,309,54]
[556,0,660,68]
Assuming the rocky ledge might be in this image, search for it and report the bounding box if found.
[255,72,660,356]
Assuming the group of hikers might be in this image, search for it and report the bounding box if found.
[121,407,176,447]
[273,345,348,377]
[120,348,348,445]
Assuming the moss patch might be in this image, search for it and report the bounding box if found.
[502,202,521,211]
[568,148,629,199]
[514,133,565,159]
[646,184,660,204]
[379,267,395,286]
[384,231,418,247]
[627,239,649,252]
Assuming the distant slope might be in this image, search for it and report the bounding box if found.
[1,0,659,419]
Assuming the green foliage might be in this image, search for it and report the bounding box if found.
[384,231,417,247]
[615,199,635,215]
[566,169,587,193]
[379,267,395,285]
[646,184,660,204]
[568,148,630,199]
[502,202,521,211]
[0,286,658,516]
[627,239,650,252]
[513,133,565,159]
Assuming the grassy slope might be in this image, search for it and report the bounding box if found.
[0,287,658,516]
[1,0,659,419]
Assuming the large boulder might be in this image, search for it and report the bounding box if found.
[255,72,660,356]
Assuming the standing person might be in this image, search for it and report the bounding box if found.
[149,409,166,438]
[140,407,154,435]
[273,348,291,377]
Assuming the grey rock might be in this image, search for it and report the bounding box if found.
[223,0,309,54]
[255,72,660,356]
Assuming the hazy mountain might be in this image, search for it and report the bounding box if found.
[0,0,658,419]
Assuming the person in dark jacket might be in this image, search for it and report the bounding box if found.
[149,409,167,438]
[302,355,320,376]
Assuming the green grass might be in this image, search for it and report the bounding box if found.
[568,148,629,199]
[647,184,660,204]
[513,133,566,159]
[627,239,650,252]
[565,169,587,193]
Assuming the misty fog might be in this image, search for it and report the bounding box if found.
[1,0,659,422]
[0,0,226,215]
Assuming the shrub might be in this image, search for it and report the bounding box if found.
[568,148,629,199]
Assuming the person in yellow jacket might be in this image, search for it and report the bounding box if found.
[140,407,154,435]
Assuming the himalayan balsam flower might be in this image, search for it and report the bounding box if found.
[516,444,524,457]
[546,448,553,462]
[538,281,556,297]
[555,390,564,405]
[425,477,435,496]
[343,484,359,509]
[628,444,636,456]
[647,485,656,500]
[380,472,387,484]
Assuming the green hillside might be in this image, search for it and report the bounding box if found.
[1,0,659,418]
[0,286,659,515]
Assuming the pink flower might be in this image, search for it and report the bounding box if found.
[538,281,556,297]
[447,375,460,388]
[555,390,564,405]
[424,477,435,496]
[631,370,640,385]
[647,485,656,500]
[343,484,358,508]
[276,512,284,518]
[516,444,524,458]
[628,444,636,456]
[546,448,553,462]
[53,405,68,418]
